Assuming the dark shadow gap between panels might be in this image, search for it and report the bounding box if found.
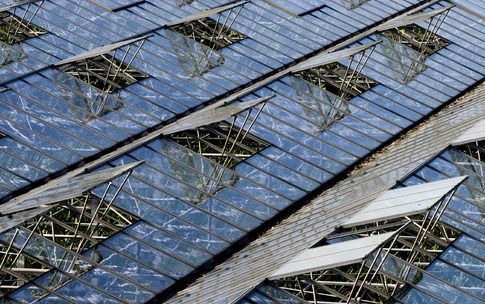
[112,1,147,12]
[298,5,327,17]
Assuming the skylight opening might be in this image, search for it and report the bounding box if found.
[57,54,148,94]
[265,177,465,304]
[171,16,246,52]
[377,8,451,83]
[0,164,139,297]
[0,11,47,45]
[161,96,272,203]
[0,194,138,297]
[290,42,379,132]
[169,122,270,170]
[455,140,485,163]
[381,24,449,57]
[293,62,377,100]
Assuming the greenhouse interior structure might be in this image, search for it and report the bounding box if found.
[0,0,483,303]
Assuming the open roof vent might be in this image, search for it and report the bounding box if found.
[289,42,379,132]
[377,5,452,83]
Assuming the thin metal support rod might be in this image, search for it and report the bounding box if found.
[0,229,20,269]
[219,115,237,160]
[121,39,146,75]
[429,188,457,231]
[99,171,132,221]
[344,52,364,92]
[217,10,233,42]
[220,108,252,169]
[195,128,203,154]
[295,276,305,300]
[69,196,90,250]
[223,5,244,38]
[354,45,376,83]
[6,7,18,43]
[86,182,112,231]
[352,247,382,301]
[310,272,317,304]
[25,0,45,28]
[367,234,401,284]
[240,100,267,142]
[10,218,42,267]
[101,50,119,90]
[408,210,430,262]
[204,116,237,192]
[84,60,92,85]
[12,4,30,38]
[208,13,222,47]
[338,55,354,95]
[346,260,366,304]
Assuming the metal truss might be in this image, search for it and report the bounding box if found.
[456,141,485,167]
[0,1,46,45]
[293,45,377,132]
[170,6,246,52]
[0,1,45,67]
[271,189,461,304]
[168,2,246,77]
[168,99,270,200]
[381,10,450,83]
[57,39,148,94]
[0,170,136,299]
[56,38,148,121]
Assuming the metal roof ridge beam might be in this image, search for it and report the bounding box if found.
[160,95,274,135]
[166,0,249,27]
[376,4,454,32]
[267,230,400,280]
[340,175,468,228]
[290,41,381,73]
[54,35,151,66]
[0,161,144,215]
